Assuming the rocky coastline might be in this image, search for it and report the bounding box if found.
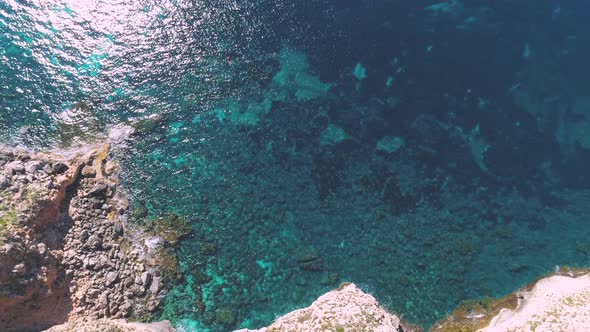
[0,136,183,331]
[1,137,589,332]
[241,269,590,332]
[236,283,421,332]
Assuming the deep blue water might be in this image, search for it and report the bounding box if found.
[3,1,590,331]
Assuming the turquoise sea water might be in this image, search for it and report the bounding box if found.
[3,1,590,331]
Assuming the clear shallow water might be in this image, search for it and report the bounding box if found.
[3,1,590,331]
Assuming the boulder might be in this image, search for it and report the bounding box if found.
[105,271,119,287]
[296,246,322,271]
[81,166,97,178]
[141,272,152,288]
[52,162,69,174]
[24,160,43,174]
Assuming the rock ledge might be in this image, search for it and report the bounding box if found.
[236,283,420,332]
[0,140,179,331]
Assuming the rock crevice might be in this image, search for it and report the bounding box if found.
[0,142,174,331]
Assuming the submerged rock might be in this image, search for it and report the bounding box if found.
[320,124,348,147]
[146,214,193,246]
[296,246,323,271]
[215,307,238,326]
[376,136,405,154]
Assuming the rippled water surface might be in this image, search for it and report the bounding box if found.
[3,1,590,331]
[1,0,328,143]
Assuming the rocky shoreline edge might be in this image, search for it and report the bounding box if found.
[0,133,187,331]
[1,138,589,332]
[237,268,590,332]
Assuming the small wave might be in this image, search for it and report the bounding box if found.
[107,124,135,149]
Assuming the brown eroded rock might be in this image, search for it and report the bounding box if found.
[0,144,99,330]
[0,138,180,331]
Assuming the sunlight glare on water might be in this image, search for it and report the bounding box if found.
[0,0,272,145]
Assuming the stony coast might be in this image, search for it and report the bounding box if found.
[1,138,589,332]
[0,138,183,331]
[240,270,590,332]
[236,283,421,332]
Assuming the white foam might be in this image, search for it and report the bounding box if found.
[108,124,136,148]
[144,236,161,254]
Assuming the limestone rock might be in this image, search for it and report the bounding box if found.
[81,166,97,178]
[5,161,24,175]
[52,162,69,174]
[105,271,119,287]
[86,234,102,250]
[237,283,414,332]
[141,271,152,288]
[0,175,8,189]
[45,318,176,332]
[24,160,43,174]
[149,276,162,294]
[480,273,590,332]
[104,160,117,175]
[431,268,590,332]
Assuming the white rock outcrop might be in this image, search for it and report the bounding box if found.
[480,273,590,332]
[237,283,412,332]
[45,318,175,332]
